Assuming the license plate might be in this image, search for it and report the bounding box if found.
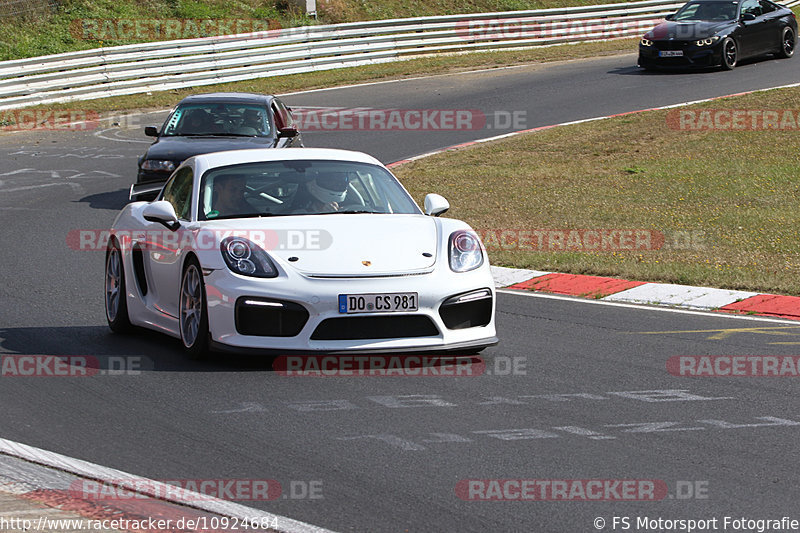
[659,50,683,57]
[338,293,418,314]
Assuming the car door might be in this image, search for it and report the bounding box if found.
[757,0,785,53]
[146,166,194,319]
[738,0,772,56]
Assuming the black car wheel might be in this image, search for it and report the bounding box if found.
[180,257,210,360]
[721,37,737,70]
[105,238,133,333]
[778,26,795,58]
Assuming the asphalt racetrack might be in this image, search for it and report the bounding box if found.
[2,52,800,532]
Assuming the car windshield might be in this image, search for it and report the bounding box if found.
[198,160,422,220]
[161,103,273,137]
[672,1,738,21]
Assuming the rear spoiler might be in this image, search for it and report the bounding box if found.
[129,182,165,200]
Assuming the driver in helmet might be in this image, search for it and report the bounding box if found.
[301,172,349,213]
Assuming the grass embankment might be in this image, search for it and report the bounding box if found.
[1,0,637,61]
[393,86,800,296]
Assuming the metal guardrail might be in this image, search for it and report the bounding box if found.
[1,0,798,110]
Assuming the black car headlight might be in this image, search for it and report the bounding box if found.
[140,159,176,172]
[448,230,484,273]
[641,38,654,46]
[695,36,720,46]
[220,237,278,278]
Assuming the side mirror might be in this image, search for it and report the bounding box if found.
[143,201,180,230]
[424,193,450,217]
[664,13,674,20]
[741,12,756,21]
[277,126,298,138]
[144,126,159,137]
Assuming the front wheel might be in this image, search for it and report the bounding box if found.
[105,239,132,333]
[778,26,795,58]
[721,37,737,70]
[179,258,210,360]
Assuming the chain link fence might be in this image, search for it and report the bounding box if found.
[0,0,57,18]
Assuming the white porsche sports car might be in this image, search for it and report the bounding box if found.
[104,148,497,358]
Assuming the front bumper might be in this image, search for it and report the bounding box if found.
[203,265,498,354]
[638,43,722,69]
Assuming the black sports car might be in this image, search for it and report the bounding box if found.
[638,0,797,70]
[133,93,303,198]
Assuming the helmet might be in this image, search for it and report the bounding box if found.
[308,172,348,204]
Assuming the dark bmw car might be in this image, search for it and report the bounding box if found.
[133,93,303,197]
[638,0,796,70]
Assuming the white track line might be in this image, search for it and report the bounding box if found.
[278,62,552,96]
[389,80,800,166]
[498,288,800,325]
[277,46,642,97]
[0,438,337,533]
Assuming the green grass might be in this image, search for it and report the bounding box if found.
[392,86,800,296]
[318,0,638,23]
[0,0,639,61]
[0,0,313,60]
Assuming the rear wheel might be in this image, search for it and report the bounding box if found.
[778,26,795,58]
[721,38,737,70]
[105,239,132,332]
[179,258,210,360]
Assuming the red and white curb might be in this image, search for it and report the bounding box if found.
[0,438,336,533]
[491,265,800,320]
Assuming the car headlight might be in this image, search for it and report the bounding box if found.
[140,159,176,172]
[220,237,278,278]
[641,38,654,46]
[448,230,484,273]
[695,36,720,46]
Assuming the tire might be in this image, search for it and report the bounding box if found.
[179,257,210,360]
[778,26,795,58]
[105,239,133,333]
[721,37,737,70]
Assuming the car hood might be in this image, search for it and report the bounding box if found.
[143,136,275,162]
[201,214,439,276]
[645,20,732,40]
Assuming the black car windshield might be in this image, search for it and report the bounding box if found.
[672,1,738,21]
[161,103,273,137]
[198,160,422,220]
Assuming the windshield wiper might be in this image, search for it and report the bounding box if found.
[321,209,378,215]
[208,213,282,220]
[200,133,262,137]
[171,133,264,138]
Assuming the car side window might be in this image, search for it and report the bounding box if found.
[741,0,761,17]
[162,167,194,221]
[758,0,776,14]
